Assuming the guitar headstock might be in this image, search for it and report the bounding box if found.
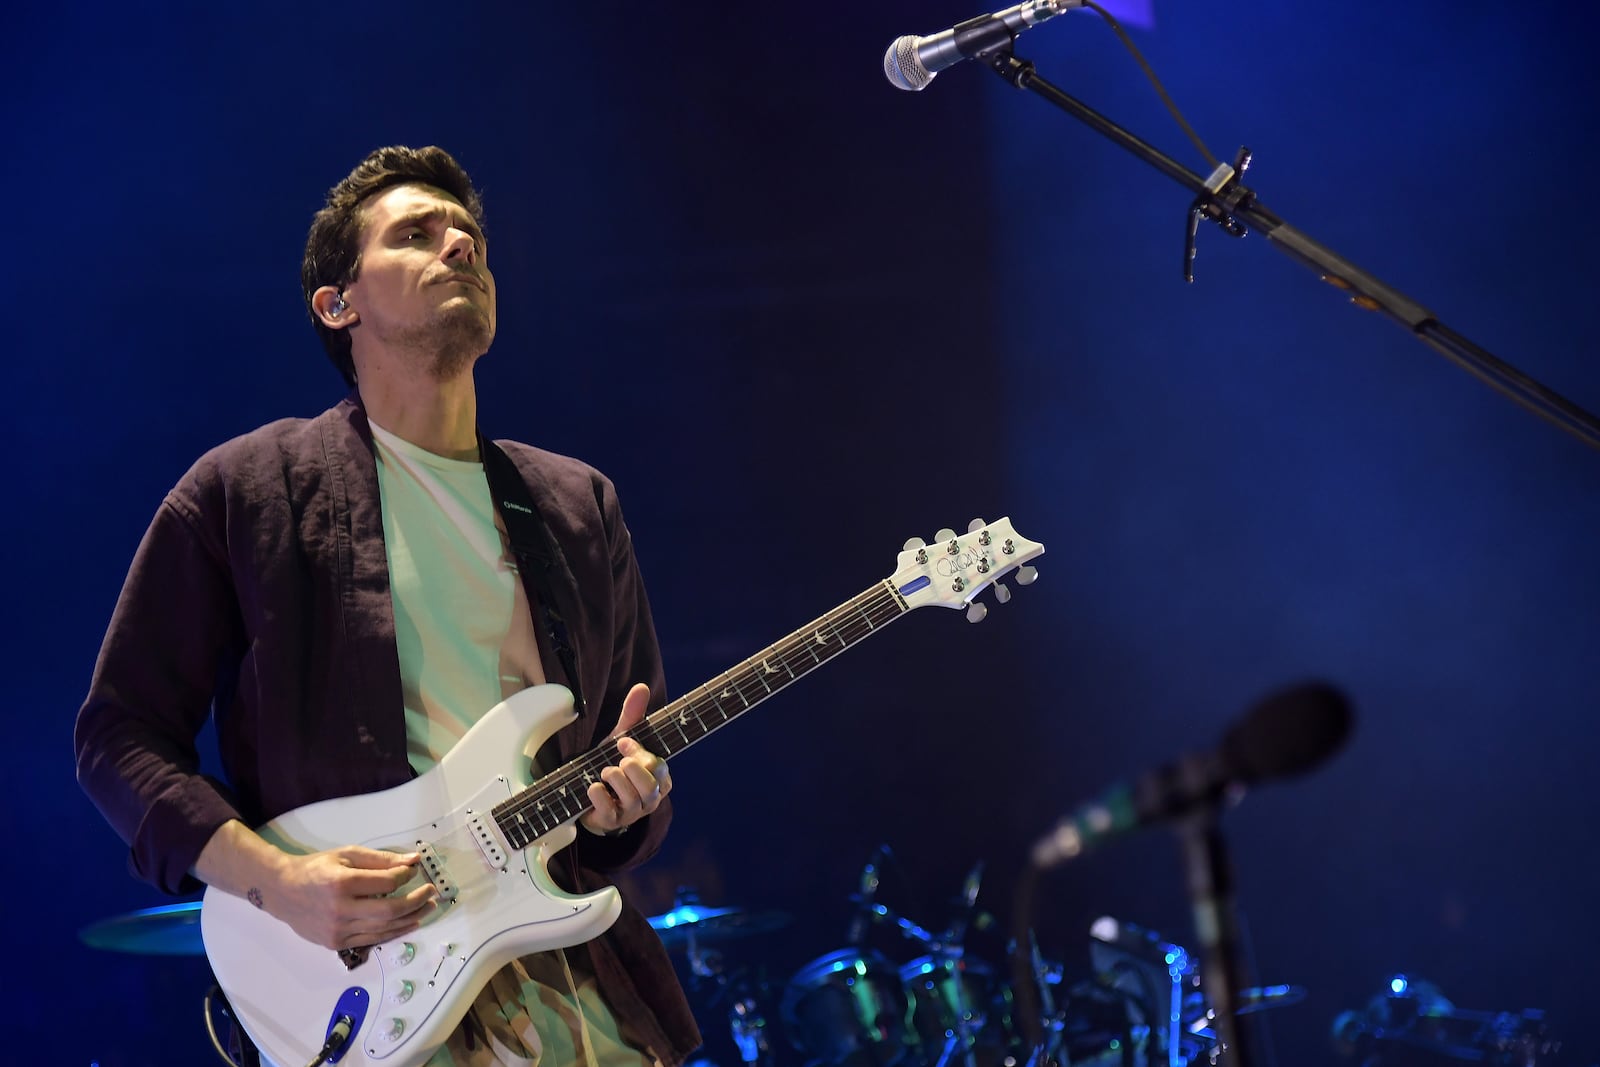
[889,517,1044,621]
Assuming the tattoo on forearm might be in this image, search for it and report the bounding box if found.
[247,887,264,909]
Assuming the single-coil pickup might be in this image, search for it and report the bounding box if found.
[468,814,508,870]
[414,842,459,903]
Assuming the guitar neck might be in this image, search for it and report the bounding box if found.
[493,579,911,848]
[636,578,912,758]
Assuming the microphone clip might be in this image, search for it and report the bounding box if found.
[1184,145,1254,283]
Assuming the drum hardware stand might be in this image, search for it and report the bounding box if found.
[1008,864,1058,1067]
[681,933,777,1067]
[727,991,774,1067]
[850,864,989,1067]
[670,922,773,1067]
[1087,916,1198,1067]
[933,861,990,1067]
[1018,929,1065,1067]
[650,887,789,1067]
[926,942,982,1067]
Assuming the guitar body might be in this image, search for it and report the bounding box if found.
[201,683,621,1067]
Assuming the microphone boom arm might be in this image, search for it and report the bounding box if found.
[975,48,1600,453]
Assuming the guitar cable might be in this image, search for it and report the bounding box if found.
[204,982,265,1066]
[203,983,237,1065]
[305,1014,356,1067]
[202,981,351,1067]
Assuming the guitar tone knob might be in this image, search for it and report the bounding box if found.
[390,980,415,1004]
[380,1017,406,1042]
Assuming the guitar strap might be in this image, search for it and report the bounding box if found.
[479,436,588,720]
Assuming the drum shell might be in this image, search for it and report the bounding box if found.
[899,954,1015,1066]
[782,949,910,1067]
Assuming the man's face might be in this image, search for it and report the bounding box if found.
[344,182,496,378]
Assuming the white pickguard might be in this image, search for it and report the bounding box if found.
[201,684,619,1067]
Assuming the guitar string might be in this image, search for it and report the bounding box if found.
[533,538,1025,806]
[490,580,912,839]
[492,529,1034,841]
[491,582,903,835]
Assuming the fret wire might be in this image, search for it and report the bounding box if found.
[624,588,892,775]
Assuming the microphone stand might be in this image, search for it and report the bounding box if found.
[1176,808,1252,1067]
[977,49,1600,454]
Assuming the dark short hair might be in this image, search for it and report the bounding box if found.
[301,145,487,386]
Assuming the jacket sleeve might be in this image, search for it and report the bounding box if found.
[73,487,246,895]
[571,477,673,876]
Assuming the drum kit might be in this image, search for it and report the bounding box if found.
[638,851,1308,1067]
[77,850,1309,1067]
[1331,976,1563,1067]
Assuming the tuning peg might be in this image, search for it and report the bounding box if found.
[966,602,988,624]
[993,581,1012,604]
[934,528,956,542]
[903,536,926,551]
[967,518,986,533]
[1016,566,1039,586]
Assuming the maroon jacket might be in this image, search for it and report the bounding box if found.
[74,394,701,1065]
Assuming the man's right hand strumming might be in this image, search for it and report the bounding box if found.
[195,819,439,950]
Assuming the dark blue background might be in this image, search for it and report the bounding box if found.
[5,2,1596,1065]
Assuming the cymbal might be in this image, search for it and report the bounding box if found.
[79,901,205,956]
[647,903,791,949]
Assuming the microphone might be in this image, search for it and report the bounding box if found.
[883,0,1082,92]
[1031,681,1352,869]
[846,844,889,943]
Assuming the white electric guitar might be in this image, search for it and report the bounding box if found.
[202,518,1043,1067]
